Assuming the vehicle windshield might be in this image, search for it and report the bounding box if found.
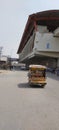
[30,69,46,77]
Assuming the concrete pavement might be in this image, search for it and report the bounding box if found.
[0,70,59,130]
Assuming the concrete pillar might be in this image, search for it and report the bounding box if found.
[57,58,59,67]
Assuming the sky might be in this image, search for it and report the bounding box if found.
[0,0,59,58]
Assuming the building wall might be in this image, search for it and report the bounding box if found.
[34,31,59,52]
[19,33,35,61]
[19,26,59,67]
[0,56,8,62]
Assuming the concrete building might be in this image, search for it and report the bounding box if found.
[0,55,8,64]
[0,55,8,69]
[17,10,59,68]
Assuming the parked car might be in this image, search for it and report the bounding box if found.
[46,67,55,73]
[20,66,26,70]
[55,68,59,76]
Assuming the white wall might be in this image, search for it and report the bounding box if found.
[34,31,59,52]
[1,56,7,62]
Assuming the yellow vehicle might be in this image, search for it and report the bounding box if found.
[28,64,47,87]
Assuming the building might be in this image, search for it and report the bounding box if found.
[0,55,19,70]
[0,55,8,69]
[0,55,8,65]
[17,10,59,68]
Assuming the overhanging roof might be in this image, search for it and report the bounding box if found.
[17,10,59,54]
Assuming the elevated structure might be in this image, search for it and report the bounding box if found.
[17,10,59,68]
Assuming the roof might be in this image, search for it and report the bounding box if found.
[29,64,46,69]
[17,10,59,54]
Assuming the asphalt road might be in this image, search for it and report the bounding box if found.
[0,70,59,130]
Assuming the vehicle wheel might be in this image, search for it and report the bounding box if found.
[41,84,46,88]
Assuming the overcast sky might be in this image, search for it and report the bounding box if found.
[0,0,59,58]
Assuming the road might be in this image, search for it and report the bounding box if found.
[0,70,59,130]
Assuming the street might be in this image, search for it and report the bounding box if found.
[0,70,59,130]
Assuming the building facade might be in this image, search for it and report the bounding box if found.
[17,10,59,68]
